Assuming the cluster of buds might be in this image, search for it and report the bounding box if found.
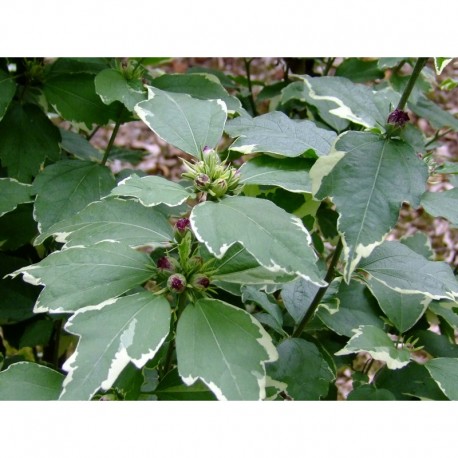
[181,146,241,198]
[116,58,144,81]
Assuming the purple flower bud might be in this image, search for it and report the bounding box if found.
[167,273,187,294]
[195,173,210,190]
[202,146,213,155]
[157,256,177,272]
[191,274,210,291]
[387,109,410,127]
[175,218,190,235]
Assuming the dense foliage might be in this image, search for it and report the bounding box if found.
[1,57,458,400]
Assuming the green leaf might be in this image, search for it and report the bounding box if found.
[35,198,173,248]
[112,362,144,400]
[335,58,384,83]
[43,73,121,128]
[421,188,458,226]
[225,111,336,158]
[0,69,16,121]
[110,174,193,207]
[204,243,296,286]
[408,96,458,131]
[335,325,411,369]
[241,285,283,328]
[47,58,111,76]
[366,279,430,333]
[19,318,54,348]
[266,338,333,400]
[429,301,458,330]
[239,156,313,193]
[313,131,428,281]
[135,87,227,158]
[281,277,340,325]
[59,292,171,400]
[296,75,387,129]
[0,204,37,250]
[377,58,405,70]
[0,178,32,217]
[32,160,116,233]
[187,66,236,88]
[0,362,64,400]
[436,161,458,174]
[59,128,103,162]
[400,232,433,259]
[434,58,452,75]
[257,81,289,102]
[0,103,61,182]
[375,361,447,400]
[0,254,38,325]
[191,196,324,286]
[150,73,244,114]
[154,368,217,401]
[11,242,154,313]
[347,385,396,400]
[176,298,277,400]
[359,241,458,300]
[413,330,458,358]
[425,358,458,400]
[317,279,384,337]
[95,68,146,112]
[281,81,349,132]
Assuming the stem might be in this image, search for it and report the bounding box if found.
[362,358,374,376]
[100,111,123,166]
[425,128,453,148]
[292,238,343,338]
[396,57,428,111]
[323,58,335,76]
[393,59,407,75]
[87,125,100,140]
[243,58,258,116]
[161,294,188,377]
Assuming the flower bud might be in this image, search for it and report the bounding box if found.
[387,109,409,127]
[167,273,187,294]
[210,178,228,197]
[202,146,213,155]
[190,274,210,291]
[195,173,210,190]
[157,256,178,272]
[175,217,190,235]
[188,256,203,271]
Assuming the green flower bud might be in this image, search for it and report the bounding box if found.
[210,178,228,197]
[195,173,210,191]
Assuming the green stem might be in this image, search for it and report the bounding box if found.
[425,128,453,148]
[323,58,335,76]
[161,294,188,377]
[100,111,123,166]
[243,58,258,116]
[87,125,100,140]
[393,59,407,75]
[396,57,428,111]
[292,238,343,338]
